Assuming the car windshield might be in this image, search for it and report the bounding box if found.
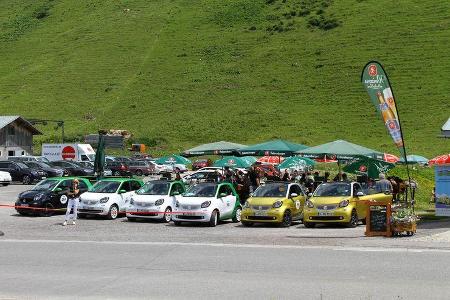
[136,182,170,195]
[36,157,50,163]
[314,183,351,197]
[32,179,59,191]
[184,184,217,197]
[16,162,29,169]
[90,181,121,193]
[253,183,288,197]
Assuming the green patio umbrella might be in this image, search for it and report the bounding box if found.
[398,154,428,165]
[237,139,309,157]
[156,154,191,165]
[240,156,257,165]
[343,156,395,179]
[278,156,316,170]
[93,133,106,179]
[213,156,252,168]
[296,139,382,161]
[182,141,247,157]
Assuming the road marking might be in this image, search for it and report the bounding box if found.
[1,239,450,253]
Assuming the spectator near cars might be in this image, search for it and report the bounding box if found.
[0,161,46,184]
[50,160,94,176]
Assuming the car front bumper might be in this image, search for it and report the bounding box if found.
[126,206,165,219]
[172,208,212,223]
[241,208,285,223]
[303,207,352,223]
[77,203,109,215]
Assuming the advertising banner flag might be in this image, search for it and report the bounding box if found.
[361,61,406,159]
[435,165,450,216]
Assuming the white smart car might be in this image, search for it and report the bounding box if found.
[172,182,242,227]
[0,171,12,186]
[78,178,143,219]
[126,180,186,222]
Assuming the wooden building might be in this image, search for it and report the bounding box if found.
[0,116,42,160]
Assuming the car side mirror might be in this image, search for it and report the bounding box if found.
[218,192,227,198]
[290,193,298,198]
[249,192,254,197]
[119,189,127,194]
[171,191,180,196]
[356,192,364,197]
[308,193,313,198]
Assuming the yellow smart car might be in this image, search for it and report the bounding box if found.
[303,181,392,228]
[241,182,307,227]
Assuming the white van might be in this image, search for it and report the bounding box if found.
[42,144,96,162]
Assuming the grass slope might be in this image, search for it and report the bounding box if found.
[0,0,449,157]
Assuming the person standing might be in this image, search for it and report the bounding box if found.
[248,166,260,193]
[375,173,393,194]
[63,179,81,226]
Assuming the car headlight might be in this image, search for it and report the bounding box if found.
[33,193,45,201]
[272,201,283,208]
[201,201,211,208]
[244,201,250,208]
[305,200,314,208]
[99,197,109,203]
[155,199,164,206]
[31,170,38,175]
[339,199,349,208]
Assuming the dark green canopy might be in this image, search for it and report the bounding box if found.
[182,141,247,157]
[237,139,309,157]
[296,139,382,161]
[343,156,395,179]
[213,156,253,168]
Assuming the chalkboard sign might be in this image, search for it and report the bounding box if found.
[365,202,392,237]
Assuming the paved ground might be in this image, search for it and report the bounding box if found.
[1,183,450,299]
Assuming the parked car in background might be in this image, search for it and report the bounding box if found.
[126,180,185,222]
[161,163,188,173]
[8,156,51,163]
[127,160,155,176]
[114,156,132,162]
[77,161,113,176]
[181,170,223,185]
[15,177,92,216]
[23,161,66,177]
[241,182,307,227]
[0,171,12,186]
[303,181,393,228]
[50,160,94,176]
[192,159,213,171]
[78,178,143,219]
[0,161,46,184]
[106,161,132,176]
[172,182,241,227]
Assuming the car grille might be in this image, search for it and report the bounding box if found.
[316,205,338,210]
[247,216,277,221]
[18,198,34,204]
[181,205,200,210]
[250,205,271,211]
[135,202,154,207]
[309,216,343,221]
[176,215,204,220]
[83,200,98,205]
[78,209,103,213]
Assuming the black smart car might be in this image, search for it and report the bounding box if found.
[0,161,46,184]
[24,161,66,177]
[15,177,92,216]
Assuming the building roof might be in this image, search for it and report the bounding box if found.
[0,116,42,135]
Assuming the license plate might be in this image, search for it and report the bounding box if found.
[254,210,267,216]
[318,211,333,216]
[20,204,29,207]
[136,209,147,212]
[183,212,197,216]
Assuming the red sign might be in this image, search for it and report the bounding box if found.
[359,165,367,172]
[368,64,377,76]
[62,146,76,160]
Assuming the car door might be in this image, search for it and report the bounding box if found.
[169,183,184,207]
[222,185,237,219]
[288,184,306,219]
[215,185,229,217]
[353,183,370,219]
[117,181,133,211]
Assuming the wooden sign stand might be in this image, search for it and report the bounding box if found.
[365,201,392,237]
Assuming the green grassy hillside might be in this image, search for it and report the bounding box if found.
[0,0,448,157]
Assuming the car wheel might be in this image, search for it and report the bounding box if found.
[107,204,119,220]
[41,202,54,217]
[127,217,137,222]
[113,171,120,176]
[232,207,242,223]
[22,175,31,185]
[347,209,359,228]
[174,221,182,226]
[209,210,219,227]
[135,170,143,176]
[163,207,172,223]
[304,221,316,228]
[281,210,292,227]
[241,221,254,227]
